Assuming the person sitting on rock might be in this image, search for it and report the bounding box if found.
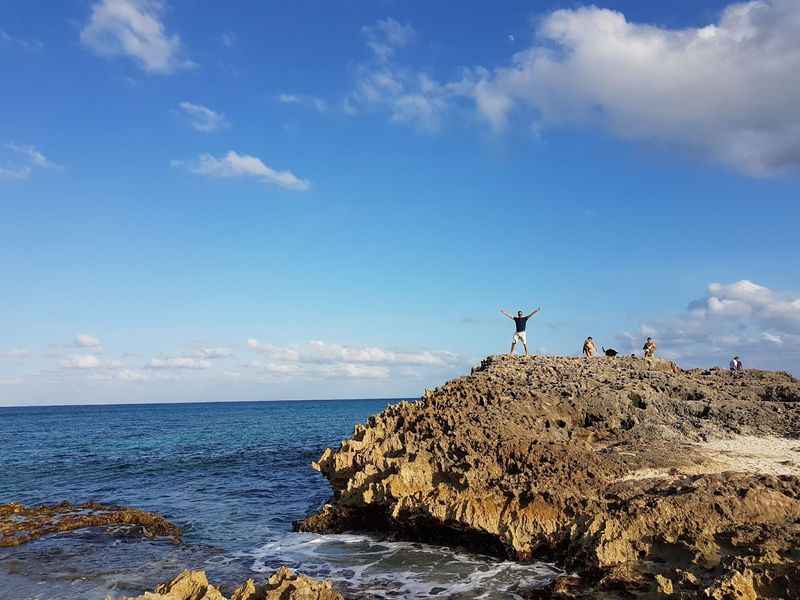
[730,355,743,373]
[500,307,540,356]
[582,337,597,358]
[643,337,657,358]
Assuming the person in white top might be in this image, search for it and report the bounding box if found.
[729,356,743,372]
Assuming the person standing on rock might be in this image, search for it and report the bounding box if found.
[582,337,597,358]
[730,356,743,373]
[643,337,657,358]
[500,307,540,356]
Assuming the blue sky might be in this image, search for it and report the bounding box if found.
[1,0,799,406]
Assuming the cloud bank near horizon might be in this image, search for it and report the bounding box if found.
[619,280,800,369]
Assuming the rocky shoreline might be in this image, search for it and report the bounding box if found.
[5,356,799,598]
[116,567,343,600]
[0,501,182,547]
[296,355,800,598]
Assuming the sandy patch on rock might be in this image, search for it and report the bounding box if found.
[621,435,800,481]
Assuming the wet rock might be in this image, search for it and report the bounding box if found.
[0,501,181,547]
[297,355,800,598]
[135,570,225,600]
[118,568,343,600]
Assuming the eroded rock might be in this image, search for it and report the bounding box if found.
[296,355,800,598]
[118,567,343,600]
[0,501,181,547]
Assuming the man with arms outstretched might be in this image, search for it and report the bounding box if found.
[500,307,541,355]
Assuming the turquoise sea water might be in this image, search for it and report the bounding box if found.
[0,400,558,599]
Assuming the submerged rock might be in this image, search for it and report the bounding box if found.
[118,567,343,600]
[0,501,181,547]
[297,355,800,598]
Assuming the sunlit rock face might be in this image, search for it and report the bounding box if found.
[119,567,344,600]
[298,354,800,598]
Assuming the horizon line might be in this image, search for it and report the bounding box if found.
[0,396,416,410]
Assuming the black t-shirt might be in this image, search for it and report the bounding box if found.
[513,316,529,332]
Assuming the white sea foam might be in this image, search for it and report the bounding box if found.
[246,532,560,599]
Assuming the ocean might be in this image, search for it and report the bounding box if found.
[0,400,558,599]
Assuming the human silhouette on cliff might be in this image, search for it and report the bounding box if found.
[500,307,540,355]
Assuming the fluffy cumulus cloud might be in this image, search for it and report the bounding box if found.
[173,151,310,191]
[350,2,800,175]
[80,0,193,74]
[617,280,800,371]
[476,0,800,175]
[178,102,229,132]
[246,338,462,380]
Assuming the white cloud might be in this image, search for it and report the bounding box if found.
[147,356,211,370]
[762,332,783,345]
[61,355,123,369]
[6,143,62,170]
[2,143,61,182]
[349,2,800,175]
[193,347,233,359]
[247,339,458,367]
[0,29,43,51]
[0,165,31,181]
[617,279,800,371]
[345,20,467,131]
[246,338,462,381]
[75,334,102,350]
[118,368,149,381]
[276,93,328,113]
[0,348,30,359]
[80,0,193,74]
[247,339,300,362]
[362,18,415,63]
[175,151,311,191]
[473,0,800,175]
[253,360,390,380]
[179,101,229,132]
[220,30,236,48]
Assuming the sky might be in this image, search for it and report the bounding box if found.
[1,0,799,406]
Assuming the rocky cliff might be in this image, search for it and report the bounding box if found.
[296,355,800,598]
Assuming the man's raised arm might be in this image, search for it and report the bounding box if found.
[500,309,514,320]
[527,307,541,318]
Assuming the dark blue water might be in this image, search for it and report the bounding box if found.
[0,401,558,599]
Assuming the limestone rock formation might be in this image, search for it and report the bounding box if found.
[296,355,800,598]
[0,501,181,547]
[118,567,343,600]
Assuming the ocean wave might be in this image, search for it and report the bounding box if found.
[246,532,560,599]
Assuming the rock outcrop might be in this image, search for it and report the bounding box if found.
[0,501,181,547]
[118,567,343,600]
[296,355,800,598]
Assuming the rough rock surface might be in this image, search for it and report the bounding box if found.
[118,567,343,600]
[0,501,181,547]
[296,355,800,598]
